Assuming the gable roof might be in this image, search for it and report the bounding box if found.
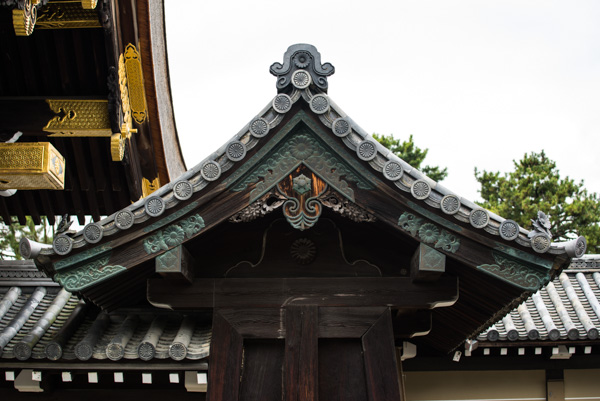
[21,44,587,352]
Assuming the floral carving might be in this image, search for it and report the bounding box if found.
[418,223,439,244]
[232,131,373,202]
[293,174,312,195]
[319,190,376,223]
[249,117,270,138]
[383,161,403,181]
[290,238,317,265]
[143,214,205,254]
[398,212,460,254]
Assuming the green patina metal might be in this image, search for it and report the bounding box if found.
[398,212,460,253]
[143,214,205,255]
[407,201,464,233]
[494,243,553,270]
[225,112,376,203]
[156,247,179,271]
[477,251,550,291]
[143,201,199,233]
[54,244,112,271]
[55,261,126,292]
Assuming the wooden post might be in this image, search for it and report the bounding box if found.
[285,305,318,401]
[362,309,402,401]
[207,311,244,401]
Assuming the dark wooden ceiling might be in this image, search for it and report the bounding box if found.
[0,5,143,225]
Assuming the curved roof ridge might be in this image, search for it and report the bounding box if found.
[21,45,585,260]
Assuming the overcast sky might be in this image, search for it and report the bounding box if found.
[164,1,600,203]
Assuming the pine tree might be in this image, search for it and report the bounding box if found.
[372,134,448,182]
[475,151,600,252]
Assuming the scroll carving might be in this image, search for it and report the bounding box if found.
[477,251,550,291]
[270,44,335,93]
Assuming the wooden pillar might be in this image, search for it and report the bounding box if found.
[362,310,403,401]
[207,311,243,401]
[285,305,318,401]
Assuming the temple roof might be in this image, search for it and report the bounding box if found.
[21,43,587,353]
[478,255,600,344]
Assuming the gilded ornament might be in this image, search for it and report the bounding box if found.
[36,2,101,29]
[12,0,38,36]
[123,44,148,124]
[44,99,112,137]
[142,177,160,198]
[0,142,65,190]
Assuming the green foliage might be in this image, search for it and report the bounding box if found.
[0,217,53,260]
[373,133,448,182]
[475,151,600,252]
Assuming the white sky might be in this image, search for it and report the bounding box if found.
[164,1,600,203]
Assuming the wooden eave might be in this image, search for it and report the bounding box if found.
[28,46,586,352]
[0,0,184,225]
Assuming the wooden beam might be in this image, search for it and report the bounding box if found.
[362,310,403,401]
[147,276,458,310]
[285,305,318,401]
[206,311,243,401]
[218,307,387,339]
[155,245,194,283]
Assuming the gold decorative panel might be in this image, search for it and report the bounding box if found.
[36,2,101,29]
[44,99,112,137]
[123,44,148,124]
[0,143,65,190]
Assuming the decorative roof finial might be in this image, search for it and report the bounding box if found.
[528,211,552,239]
[270,44,335,93]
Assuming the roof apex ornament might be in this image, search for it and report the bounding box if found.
[270,44,335,93]
[528,211,552,239]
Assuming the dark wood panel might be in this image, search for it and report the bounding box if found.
[218,307,385,339]
[319,339,367,401]
[206,311,243,401]
[285,305,318,401]
[362,310,402,401]
[147,277,458,310]
[239,341,284,401]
